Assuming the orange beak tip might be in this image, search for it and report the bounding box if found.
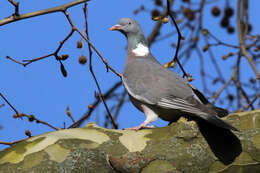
[110,25,121,31]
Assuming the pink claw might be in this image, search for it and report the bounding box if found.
[124,122,155,130]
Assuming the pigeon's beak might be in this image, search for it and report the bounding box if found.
[110,24,122,31]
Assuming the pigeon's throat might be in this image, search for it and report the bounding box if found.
[128,35,149,56]
[131,43,149,56]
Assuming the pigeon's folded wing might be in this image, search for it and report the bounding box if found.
[157,96,238,131]
[157,96,209,116]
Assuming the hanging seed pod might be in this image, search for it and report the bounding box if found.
[77,40,83,48]
[78,55,87,65]
[60,62,67,77]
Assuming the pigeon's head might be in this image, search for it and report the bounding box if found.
[110,18,143,37]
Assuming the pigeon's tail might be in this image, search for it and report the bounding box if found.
[213,106,229,118]
[206,115,238,131]
[205,103,229,118]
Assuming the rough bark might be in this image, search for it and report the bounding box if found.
[0,109,260,173]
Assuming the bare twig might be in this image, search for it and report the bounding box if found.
[147,21,163,47]
[0,138,27,146]
[69,81,122,128]
[81,5,118,129]
[166,0,188,78]
[236,0,260,82]
[7,29,75,67]
[197,0,205,32]
[113,90,127,121]
[33,118,58,130]
[203,38,229,85]
[66,106,75,123]
[63,11,121,78]
[207,32,239,49]
[0,0,88,26]
[0,92,19,115]
[104,90,127,128]
[212,69,237,104]
[195,47,210,93]
[8,0,19,16]
[21,54,53,66]
[245,93,260,110]
[212,55,242,104]
[0,93,58,131]
[233,77,254,109]
[147,1,174,47]
[14,113,59,131]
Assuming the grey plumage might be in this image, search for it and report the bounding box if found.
[110,18,237,131]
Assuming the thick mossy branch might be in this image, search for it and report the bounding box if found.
[0,110,260,173]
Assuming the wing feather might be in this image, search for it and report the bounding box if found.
[158,97,209,116]
[158,96,238,131]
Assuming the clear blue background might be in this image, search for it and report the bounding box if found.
[0,0,259,150]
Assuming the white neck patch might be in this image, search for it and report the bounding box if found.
[132,43,149,56]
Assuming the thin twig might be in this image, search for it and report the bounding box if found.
[66,105,75,123]
[167,0,188,78]
[6,56,25,65]
[195,47,210,93]
[82,5,118,129]
[236,0,260,82]
[8,0,19,16]
[208,33,239,49]
[7,29,75,67]
[0,92,19,115]
[0,138,28,146]
[211,54,241,104]
[63,10,121,78]
[0,0,89,26]
[0,93,58,131]
[69,81,122,128]
[15,113,59,131]
[113,90,127,121]
[203,38,228,85]
[236,54,242,109]
[245,93,260,110]
[233,77,254,109]
[21,53,53,66]
[147,0,174,47]
[212,71,236,104]
[34,118,58,130]
[197,0,205,33]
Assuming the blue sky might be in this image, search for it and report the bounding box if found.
[0,0,259,150]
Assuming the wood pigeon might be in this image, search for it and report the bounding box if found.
[110,18,237,131]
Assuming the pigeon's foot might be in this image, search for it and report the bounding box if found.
[124,122,155,130]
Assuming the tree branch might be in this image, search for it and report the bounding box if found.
[0,92,58,131]
[8,0,19,16]
[0,0,88,26]
[166,0,187,78]
[0,138,26,146]
[0,92,19,116]
[6,29,75,67]
[79,5,118,129]
[236,0,260,82]
[63,9,121,78]
[245,93,260,110]
[69,81,122,128]
[212,67,237,104]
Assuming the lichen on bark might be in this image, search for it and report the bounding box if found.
[0,109,260,173]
